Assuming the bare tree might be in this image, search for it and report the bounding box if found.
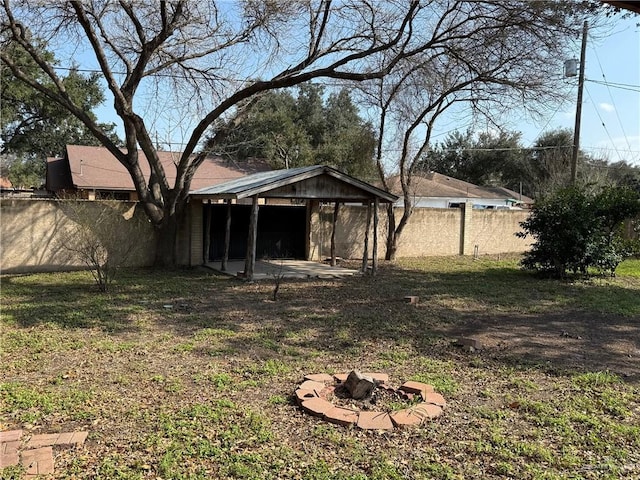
[1,0,438,267]
[57,200,146,291]
[356,1,601,260]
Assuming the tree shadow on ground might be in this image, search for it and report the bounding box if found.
[2,263,638,381]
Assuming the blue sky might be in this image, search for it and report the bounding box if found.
[516,15,640,166]
[92,12,639,167]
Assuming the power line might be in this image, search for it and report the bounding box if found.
[586,79,640,93]
[584,84,625,163]
[591,41,634,153]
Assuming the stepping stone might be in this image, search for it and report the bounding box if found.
[0,440,20,467]
[357,411,393,430]
[57,431,89,446]
[0,430,22,443]
[25,434,59,449]
[324,407,359,426]
[399,381,434,397]
[21,447,54,477]
[26,431,89,448]
[298,380,326,393]
[421,392,446,407]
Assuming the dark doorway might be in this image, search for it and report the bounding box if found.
[204,204,307,261]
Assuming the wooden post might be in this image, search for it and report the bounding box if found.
[330,202,340,266]
[244,196,259,280]
[203,201,211,264]
[221,200,232,272]
[362,201,372,274]
[372,198,379,276]
[571,20,588,184]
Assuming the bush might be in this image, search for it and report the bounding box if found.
[517,186,640,278]
[57,200,146,291]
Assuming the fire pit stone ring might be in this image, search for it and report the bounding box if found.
[295,370,446,430]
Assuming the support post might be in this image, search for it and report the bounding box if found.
[203,201,211,264]
[221,200,232,272]
[372,198,379,275]
[244,196,259,280]
[362,201,372,274]
[330,202,340,266]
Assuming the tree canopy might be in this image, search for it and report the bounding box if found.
[1,0,446,265]
[418,127,640,200]
[1,40,119,187]
[212,84,376,179]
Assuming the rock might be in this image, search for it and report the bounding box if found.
[454,337,483,350]
[344,370,376,400]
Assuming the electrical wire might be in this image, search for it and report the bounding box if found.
[585,79,640,93]
[584,84,626,163]
[591,41,633,152]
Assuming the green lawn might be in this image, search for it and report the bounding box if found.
[1,257,639,479]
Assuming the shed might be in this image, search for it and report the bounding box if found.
[190,165,398,280]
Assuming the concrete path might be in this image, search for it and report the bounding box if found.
[205,259,360,280]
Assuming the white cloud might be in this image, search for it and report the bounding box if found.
[598,103,615,113]
[591,135,640,166]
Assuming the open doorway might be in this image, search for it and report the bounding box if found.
[204,204,307,261]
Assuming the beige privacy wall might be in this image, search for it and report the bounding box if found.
[311,203,533,260]
[1,199,155,273]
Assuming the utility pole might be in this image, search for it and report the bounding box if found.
[571,20,588,184]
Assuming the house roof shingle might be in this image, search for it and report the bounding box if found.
[48,145,272,192]
[386,172,533,203]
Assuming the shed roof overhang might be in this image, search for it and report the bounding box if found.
[189,165,398,203]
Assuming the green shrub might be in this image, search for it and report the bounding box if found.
[518,185,640,278]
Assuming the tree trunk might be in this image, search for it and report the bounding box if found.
[385,203,397,261]
[154,213,179,268]
[384,202,413,262]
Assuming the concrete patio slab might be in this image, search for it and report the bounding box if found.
[205,260,360,280]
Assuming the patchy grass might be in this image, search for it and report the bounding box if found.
[1,257,639,479]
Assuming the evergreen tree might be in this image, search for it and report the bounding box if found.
[1,39,119,187]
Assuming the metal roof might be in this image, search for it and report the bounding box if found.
[190,165,398,203]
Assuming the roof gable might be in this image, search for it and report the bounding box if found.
[191,166,398,203]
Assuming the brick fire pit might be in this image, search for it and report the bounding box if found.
[295,372,446,430]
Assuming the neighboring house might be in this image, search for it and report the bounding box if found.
[387,172,533,210]
[0,177,12,189]
[46,145,272,200]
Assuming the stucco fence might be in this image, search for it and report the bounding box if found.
[1,199,532,274]
[311,202,533,261]
[0,199,156,274]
